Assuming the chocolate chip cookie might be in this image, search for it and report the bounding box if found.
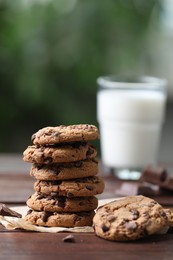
[24,209,95,227]
[31,124,99,145]
[23,143,97,164]
[23,123,103,228]
[34,176,105,197]
[93,195,168,241]
[27,192,98,212]
[164,208,173,227]
[30,159,98,180]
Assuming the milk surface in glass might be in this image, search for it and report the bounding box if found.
[97,76,167,179]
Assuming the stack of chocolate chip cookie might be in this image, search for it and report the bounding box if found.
[23,124,104,228]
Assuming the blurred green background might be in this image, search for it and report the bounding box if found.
[0,0,172,158]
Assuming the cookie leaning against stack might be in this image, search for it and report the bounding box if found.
[93,195,173,241]
[23,124,104,228]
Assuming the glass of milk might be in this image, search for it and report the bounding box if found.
[97,75,167,180]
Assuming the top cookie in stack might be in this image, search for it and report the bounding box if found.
[23,124,104,228]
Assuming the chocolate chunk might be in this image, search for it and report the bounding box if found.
[36,164,43,170]
[86,184,94,191]
[56,197,66,208]
[41,212,51,222]
[130,209,139,220]
[101,223,109,232]
[0,204,22,218]
[107,215,116,222]
[36,194,45,200]
[44,157,53,164]
[79,201,85,206]
[62,235,76,243]
[138,183,160,196]
[26,209,32,215]
[125,222,137,231]
[86,146,95,156]
[74,161,83,167]
[67,192,74,198]
[160,211,167,218]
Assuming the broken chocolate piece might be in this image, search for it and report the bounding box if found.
[0,204,22,218]
[62,235,76,243]
[115,181,166,197]
[141,166,167,184]
[141,166,173,191]
[138,182,161,196]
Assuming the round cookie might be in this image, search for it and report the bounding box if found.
[23,143,97,164]
[34,176,105,197]
[30,159,98,181]
[31,124,99,145]
[24,209,95,227]
[27,192,98,212]
[93,195,168,241]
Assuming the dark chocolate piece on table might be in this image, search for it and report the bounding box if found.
[0,203,22,218]
[141,166,173,191]
[62,235,76,243]
[115,182,166,197]
[141,166,167,184]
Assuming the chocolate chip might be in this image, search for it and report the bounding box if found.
[62,235,75,243]
[125,222,137,231]
[26,209,32,215]
[56,197,66,208]
[67,192,74,198]
[79,201,85,206]
[36,194,45,200]
[52,180,62,185]
[107,215,116,222]
[0,204,22,218]
[75,161,83,167]
[92,177,99,183]
[86,184,94,191]
[101,224,109,232]
[86,147,94,156]
[44,157,53,164]
[41,212,51,222]
[130,209,139,220]
[160,211,167,218]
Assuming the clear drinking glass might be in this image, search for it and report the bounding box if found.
[97,75,167,180]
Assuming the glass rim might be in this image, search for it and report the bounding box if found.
[97,75,167,90]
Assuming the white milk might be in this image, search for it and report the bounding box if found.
[97,89,166,169]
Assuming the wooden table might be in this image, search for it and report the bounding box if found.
[0,154,173,260]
